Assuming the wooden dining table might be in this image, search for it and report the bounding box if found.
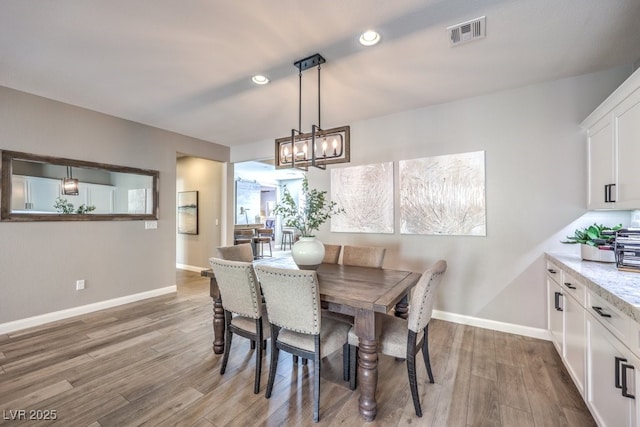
[201,258,422,422]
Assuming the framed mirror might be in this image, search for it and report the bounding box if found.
[1,150,159,221]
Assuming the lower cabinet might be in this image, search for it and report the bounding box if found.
[587,314,639,426]
[547,278,564,354]
[565,293,586,395]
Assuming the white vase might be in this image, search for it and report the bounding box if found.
[580,244,616,263]
[292,237,325,270]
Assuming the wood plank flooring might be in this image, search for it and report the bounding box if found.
[0,270,595,426]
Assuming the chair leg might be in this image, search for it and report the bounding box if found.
[349,344,358,390]
[422,324,434,384]
[254,320,262,394]
[407,330,422,417]
[220,312,233,375]
[343,343,350,382]
[266,326,279,399]
[251,341,256,350]
[314,336,321,423]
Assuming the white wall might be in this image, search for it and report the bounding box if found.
[0,86,228,325]
[232,66,633,330]
[176,157,224,270]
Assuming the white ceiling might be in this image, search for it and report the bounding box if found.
[2,0,640,150]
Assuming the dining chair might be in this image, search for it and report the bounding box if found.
[321,244,341,264]
[234,228,255,246]
[208,257,270,394]
[348,259,447,417]
[217,243,254,262]
[254,265,351,423]
[254,228,273,258]
[342,245,386,268]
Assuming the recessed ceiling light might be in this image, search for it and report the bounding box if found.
[251,75,270,85]
[359,30,381,46]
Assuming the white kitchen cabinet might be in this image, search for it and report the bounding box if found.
[547,263,564,354]
[587,312,639,427]
[563,280,586,397]
[582,67,640,210]
[586,115,615,209]
[11,175,61,212]
[614,87,640,209]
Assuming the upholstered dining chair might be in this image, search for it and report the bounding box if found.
[348,260,447,417]
[217,243,254,262]
[208,257,270,394]
[254,265,351,423]
[342,245,386,268]
[321,244,342,264]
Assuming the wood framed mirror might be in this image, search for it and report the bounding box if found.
[1,150,159,221]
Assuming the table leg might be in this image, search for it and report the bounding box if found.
[212,295,225,354]
[394,294,409,319]
[207,275,225,354]
[355,309,378,421]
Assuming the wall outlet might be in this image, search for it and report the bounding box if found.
[145,221,158,230]
[76,279,85,290]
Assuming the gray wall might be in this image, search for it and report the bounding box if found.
[176,156,224,269]
[0,86,228,324]
[231,66,633,330]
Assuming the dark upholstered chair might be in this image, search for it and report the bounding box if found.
[348,260,447,416]
[342,245,386,268]
[209,257,270,394]
[321,244,341,264]
[254,265,350,423]
[217,243,254,262]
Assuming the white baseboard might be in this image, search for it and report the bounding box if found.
[432,310,552,341]
[0,286,177,335]
[176,263,207,273]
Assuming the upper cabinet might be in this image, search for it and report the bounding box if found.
[582,69,640,210]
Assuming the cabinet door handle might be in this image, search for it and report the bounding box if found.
[604,184,616,203]
[622,363,635,399]
[547,268,557,274]
[564,282,576,290]
[615,356,627,389]
[592,306,611,318]
[554,292,563,311]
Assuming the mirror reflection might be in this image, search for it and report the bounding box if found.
[1,151,159,221]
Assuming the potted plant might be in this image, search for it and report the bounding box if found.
[273,176,343,269]
[563,223,622,262]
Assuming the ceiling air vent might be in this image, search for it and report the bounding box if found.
[447,16,486,46]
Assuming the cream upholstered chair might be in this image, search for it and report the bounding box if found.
[342,245,386,268]
[254,265,351,423]
[217,243,254,262]
[348,260,447,417]
[321,244,341,264]
[209,257,270,394]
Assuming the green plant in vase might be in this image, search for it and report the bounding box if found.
[273,176,343,269]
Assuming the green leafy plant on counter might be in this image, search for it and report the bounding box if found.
[54,197,96,214]
[273,176,344,237]
[562,223,623,247]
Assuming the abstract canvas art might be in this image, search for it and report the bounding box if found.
[399,151,486,235]
[331,162,394,233]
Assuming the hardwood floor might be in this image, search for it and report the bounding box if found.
[0,270,595,426]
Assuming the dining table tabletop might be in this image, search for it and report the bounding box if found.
[201,257,422,422]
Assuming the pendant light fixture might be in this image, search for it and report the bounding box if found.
[275,53,350,170]
[61,166,79,195]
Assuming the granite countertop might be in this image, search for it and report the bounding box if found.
[546,253,640,322]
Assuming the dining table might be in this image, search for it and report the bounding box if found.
[201,257,422,422]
